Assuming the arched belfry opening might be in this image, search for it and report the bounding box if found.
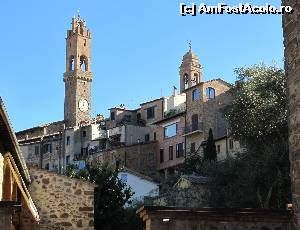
[80,55,88,72]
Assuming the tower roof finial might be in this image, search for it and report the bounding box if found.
[77,8,80,18]
[188,40,192,51]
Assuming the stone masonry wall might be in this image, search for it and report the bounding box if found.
[139,207,293,230]
[283,0,300,229]
[28,167,95,229]
[93,141,157,177]
[185,80,231,154]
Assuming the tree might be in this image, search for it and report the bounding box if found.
[203,128,217,161]
[65,164,134,230]
[224,64,287,144]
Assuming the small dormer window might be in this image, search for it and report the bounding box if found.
[206,87,215,99]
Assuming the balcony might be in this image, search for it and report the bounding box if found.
[183,122,203,136]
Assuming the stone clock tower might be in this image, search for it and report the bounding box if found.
[64,15,93,127]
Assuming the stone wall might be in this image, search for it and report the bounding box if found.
[138,206,293,230]
[28,167,95,229]
[283,0,300,228]
[93,141,157,177]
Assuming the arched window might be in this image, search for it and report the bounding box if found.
[184,74,189,90]
[80,56,88,71]
[206,87,215,99]
[192,89,199,101]
[193,73,199,84]
[69,55,75,71]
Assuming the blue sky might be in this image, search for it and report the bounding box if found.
[0,0,284,131]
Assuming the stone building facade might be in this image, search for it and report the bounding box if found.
[184,79,232,155]
[154,113,186,175]
[93,141,158,177]
[283,0,300,228]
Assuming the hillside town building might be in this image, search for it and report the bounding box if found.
[16,15,238,178]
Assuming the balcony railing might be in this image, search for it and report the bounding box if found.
[184,122,203,135]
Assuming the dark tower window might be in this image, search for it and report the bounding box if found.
[184,73,189,90]
[193,73,199,84]
[69,55,75,71]
[80,56,88,71]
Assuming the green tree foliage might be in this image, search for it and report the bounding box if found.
[65,164,141,230]
[225,64,287,143]
[203,128,217,161]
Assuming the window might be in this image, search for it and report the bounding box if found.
[45,163,49,170]
[206,87,215,99]
[169,146,173,160]
[176,143,184,158]
[164,123,178,138]
[124,115,131,122]
[66,136,70,145]
[153,132,156,141]
[229,139,234,149]
[35,146,39,155]
[120,173,128,183]
[147,107,155,119]
[160,149,164,163]
[81,147,88,155]
[145,134,150,142]
[80,56,88,71]
[84,39,87,46]
[184,73,189,89]
[191,143,195,153]
[191,114,199,131]
[82,131,87,137]
[111,111,115,121]
[193,73,199,84]
[47,144,52,153]
[192,89,199,101]
[217,145,220,153]
[69,55,75,71]
[66,155,70,165]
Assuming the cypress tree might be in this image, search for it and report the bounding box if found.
[204,128,217,161]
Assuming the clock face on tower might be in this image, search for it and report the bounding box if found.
[78,99,89,112]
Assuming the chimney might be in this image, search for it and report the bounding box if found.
[173,86,177,96]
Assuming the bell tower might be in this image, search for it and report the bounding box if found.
[179,44,202,93]
[64,14,93,127]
